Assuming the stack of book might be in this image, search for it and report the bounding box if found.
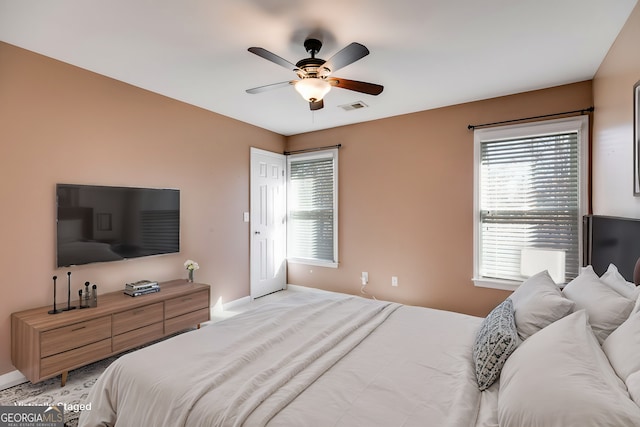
[124,280,160,297]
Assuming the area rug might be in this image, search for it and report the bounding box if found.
[0,355,116,427]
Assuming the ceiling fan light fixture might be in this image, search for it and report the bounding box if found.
[294,78,331,102]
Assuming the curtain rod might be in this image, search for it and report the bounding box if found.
[467,106,594,130]
[284,144,342,156]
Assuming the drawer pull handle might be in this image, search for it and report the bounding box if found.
[133,309,145,315]
[182,297,192,302]
[71,326,86,332]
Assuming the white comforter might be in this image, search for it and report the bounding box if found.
[80,289,495,427]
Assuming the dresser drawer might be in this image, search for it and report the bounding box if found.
[112,302,164,336]
[41,317,111,358]
[113,322,164,353]
[165,308,210,335]
[40,338,111,378]
[165,290,209,319]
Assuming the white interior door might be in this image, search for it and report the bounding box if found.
[250,148,286,298]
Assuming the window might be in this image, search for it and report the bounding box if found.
[287,149,338,267]
[473,117,588,290]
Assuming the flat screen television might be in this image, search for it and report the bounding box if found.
[56,183,180,267]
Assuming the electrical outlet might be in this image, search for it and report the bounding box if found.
[392,276,398,287]
[361,272,369,285]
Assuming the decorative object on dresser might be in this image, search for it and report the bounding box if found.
[79,282,89,309]
[124,280,160,297]
[63,271,75,312]
[184,259,199,283]
[11,279,210,387]
[48,276,62,315]
[91,284,97,307]
[75,282,98,308]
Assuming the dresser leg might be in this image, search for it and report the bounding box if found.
[197,323,201,329]
[60,371,68,387]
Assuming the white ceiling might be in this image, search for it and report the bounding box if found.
[0,0,637,136]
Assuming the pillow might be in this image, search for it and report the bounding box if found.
[563,267,634,344]
[473,298,520,390]
[603,310,640,382]
[601,263,640,300]
[509,270,574,340]
[601,263,640,320]
[498,310,640,427]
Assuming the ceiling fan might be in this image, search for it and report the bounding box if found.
[246,38,384,111]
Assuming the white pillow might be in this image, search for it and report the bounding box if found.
[498,310,640,427]
[601,263,640,319]
[601,263,639,300]
[509,270,574,340]
[603,310,640,381]
[562,267,634,344]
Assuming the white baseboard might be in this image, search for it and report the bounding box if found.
[222,296,251,311]
[0,370,27,391]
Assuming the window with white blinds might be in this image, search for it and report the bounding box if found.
[473,117,588,289]
[287,149,338,267]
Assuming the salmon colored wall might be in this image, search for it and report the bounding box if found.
[287,81,593,317]
[0,42,285,376]
[592,2,640,216]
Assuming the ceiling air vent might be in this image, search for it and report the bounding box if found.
[339,101,368,111]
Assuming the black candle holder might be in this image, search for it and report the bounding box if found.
[48,275,62,315]
[62,271,76,311]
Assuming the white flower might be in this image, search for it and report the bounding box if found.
[184,260,200,271]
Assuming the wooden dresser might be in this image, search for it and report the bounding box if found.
[11,279,210,386]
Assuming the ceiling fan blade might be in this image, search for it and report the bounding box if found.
[323,42,370,73]
[328,78,383,95]
[246,81,295,94]
[309,99,324,111]
[248,47,299,71]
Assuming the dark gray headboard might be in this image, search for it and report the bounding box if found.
[583,215,640,283]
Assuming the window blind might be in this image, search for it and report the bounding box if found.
[287,154,336,263]
[479,131,579,282]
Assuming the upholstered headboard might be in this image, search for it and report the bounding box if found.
[583,215,640,284]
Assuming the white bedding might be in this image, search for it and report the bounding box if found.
[80,289,494,427]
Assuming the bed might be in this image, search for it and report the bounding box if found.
[79,215,640,427]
